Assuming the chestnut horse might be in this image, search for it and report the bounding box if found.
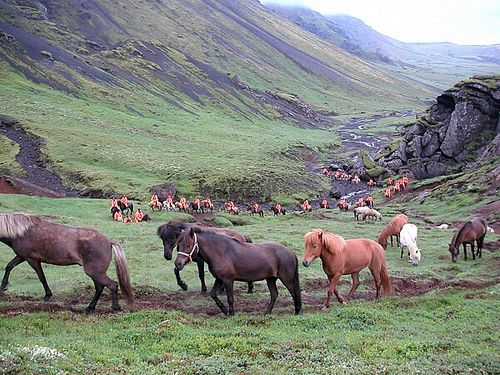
[175,227,301,316]
[303,229,390,309]
[449,217,488,262]
[0,213,134,312]
[378,214,408,249]
[157,220,254,293]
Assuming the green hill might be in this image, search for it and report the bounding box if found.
[0,0,436,200]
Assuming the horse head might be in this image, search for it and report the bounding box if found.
[157,221,188,260]
[448,243,459,262]
[174,227,199,271]
[302,230,324,267]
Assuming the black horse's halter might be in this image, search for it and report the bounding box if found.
[177,233,199,263]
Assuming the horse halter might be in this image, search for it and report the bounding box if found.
[177,233,199,263]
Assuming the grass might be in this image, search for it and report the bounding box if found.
[0,192,498,374]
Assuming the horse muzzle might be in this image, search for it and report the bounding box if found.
[174,261,185,271]
[164,252,173,261]
[302,259,311,267]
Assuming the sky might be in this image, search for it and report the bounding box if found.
[261,0,500,45]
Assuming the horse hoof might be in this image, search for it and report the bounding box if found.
[43,295,53,302]
[180,283,188,291]
[85,307,95,314]
[112,304,122,311]
[321,305,329,311]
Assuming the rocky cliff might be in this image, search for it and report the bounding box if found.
[375,75,500,179]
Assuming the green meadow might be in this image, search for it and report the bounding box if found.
[0,192,498,374]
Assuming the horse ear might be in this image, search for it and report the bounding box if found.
[189,227,195,237]
[318,231,323,240]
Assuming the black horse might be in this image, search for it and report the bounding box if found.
[271,206,286,216]
[117,201,134,215]
[157,220,254,293]
[175,227,301,315]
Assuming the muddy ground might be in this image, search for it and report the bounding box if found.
[0,276,496,317]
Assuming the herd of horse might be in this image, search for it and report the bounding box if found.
[0,211,492,315]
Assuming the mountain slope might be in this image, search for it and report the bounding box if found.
[266,5,500,89]
[0,0,435,200]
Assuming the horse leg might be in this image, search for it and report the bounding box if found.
[265,277,279,314]
[347,272,360,299]
[247,281,254,294]
[85,271,120,311]
[174,267,188,291]
[223,280,236,316]
[0,255,25,291]
[369,267,382,298]
[463,243,467,261]
[324,273,344,310]
[25,258,53,301]
[390,236,394,247]
[210,278,228,315]
[471,241,476,260]
[196,260,207,293]
[477,236,485,258]
[85,279,105,313]
[400,245,404,259]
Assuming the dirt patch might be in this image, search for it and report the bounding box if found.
[0,116,78,197]
[0,276,496,317]
[473,200,500,233]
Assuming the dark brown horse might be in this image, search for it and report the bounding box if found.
[117,201,134,215]
[157,220,254,293]
[175,227,301,315]
[0,213,134,312]
[449,217,488,262]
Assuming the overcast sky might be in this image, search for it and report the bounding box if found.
[261,0,500,45]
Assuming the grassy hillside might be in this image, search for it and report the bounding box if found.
[0,191,498,373]
[0,0,438,200]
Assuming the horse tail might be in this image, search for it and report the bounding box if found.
[293,256,302,314]
[380,261,391,296]
[111,243,135,308]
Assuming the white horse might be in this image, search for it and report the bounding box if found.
[400,223,421,266]
[353,206,371,221]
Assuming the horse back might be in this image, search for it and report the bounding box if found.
[343,238,384,271]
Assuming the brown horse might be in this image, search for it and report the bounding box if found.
[449,217,488,262]
[157,220,254,293]
[0,213,134,312]
[303,229,390,309]
[175,227,301,315]
[378,214,408,249]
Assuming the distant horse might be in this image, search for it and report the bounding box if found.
[110,206,120,219]
[202,199,214,212]
[0,213,134,312]
[271,205,286,216]
[149,200,163,211]
[353,206,370,221]
[400,223,421,265]
[362,208,382,221]
[190,201,202,213]
[303,229,390,309]
[448,217,488,262]
[175,227,301,315]
[249,205,264,218]
[117,201,134,215]
[337,200,349,212]
[157,220,254,293]
[378,214,408,249]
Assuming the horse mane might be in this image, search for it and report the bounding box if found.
[304,229,346,255]
[0,213,41,239]
[157,220,190,238]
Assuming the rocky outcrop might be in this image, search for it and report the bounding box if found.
[376,75,500,179]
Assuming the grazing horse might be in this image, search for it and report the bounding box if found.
[175,227,301,315]
[362,208,382,221]
[353,206,370,221]
[400,223,421,265]
[157,221,254,293]
[0,213,134,312]
[117,201,134,215]
[190,200,202,213]
[448,217,488,262]
[378,214,408,249]
[337,200,349,212]
[303,229,390,309]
